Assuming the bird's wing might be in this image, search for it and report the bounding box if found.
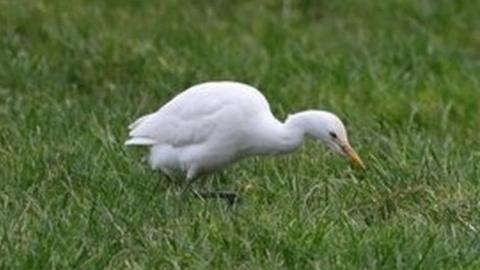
[127,113,154,130]
[125,96,224,147]
[126,81,271,147]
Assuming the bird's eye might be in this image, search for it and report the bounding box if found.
[329,132,337,139]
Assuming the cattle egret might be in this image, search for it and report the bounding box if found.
[125,81,365,203]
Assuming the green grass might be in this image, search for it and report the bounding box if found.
[1,0,480,268]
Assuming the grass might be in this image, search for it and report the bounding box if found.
[1,0,480,268]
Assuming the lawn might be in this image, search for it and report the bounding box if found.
[1,0,480,269]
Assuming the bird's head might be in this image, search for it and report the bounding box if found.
[299,111,365,169]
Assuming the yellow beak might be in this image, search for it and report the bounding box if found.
[341,144,366,170]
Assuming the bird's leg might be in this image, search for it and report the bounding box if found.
[194,175,240,205]
[161,169,177,184]
[180,170,240,205]
[195,190,240,206]
[180,176,198,199]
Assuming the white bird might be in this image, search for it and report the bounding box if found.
[125,81,365,202]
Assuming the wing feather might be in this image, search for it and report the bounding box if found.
[125,94,224,146]
[127,113,153,130]
[125,81,271,147]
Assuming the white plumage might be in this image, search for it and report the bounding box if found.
[125,81,364,186]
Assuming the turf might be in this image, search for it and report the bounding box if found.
[1,0,480,269]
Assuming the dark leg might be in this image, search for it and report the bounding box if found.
[180,176,198,200]
[182,172,240,205]
[193,190,240,206]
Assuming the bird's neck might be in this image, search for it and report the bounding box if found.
[249,112,308,155]
[280,112,313,150]
[274,111,328,153]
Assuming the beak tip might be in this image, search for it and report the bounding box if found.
[339,143,365,170]
[358,162,366,170]
[352,158,366,170]
[346,150,365,170]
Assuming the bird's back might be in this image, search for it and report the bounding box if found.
[161,81,271,117]
[125,81,273,174]
[127,81,271,144]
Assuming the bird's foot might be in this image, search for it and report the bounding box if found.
[194,190,240,206]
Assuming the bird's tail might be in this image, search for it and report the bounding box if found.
[124,137,157,146]
[128,113,153,130]
[126,113,157,146]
